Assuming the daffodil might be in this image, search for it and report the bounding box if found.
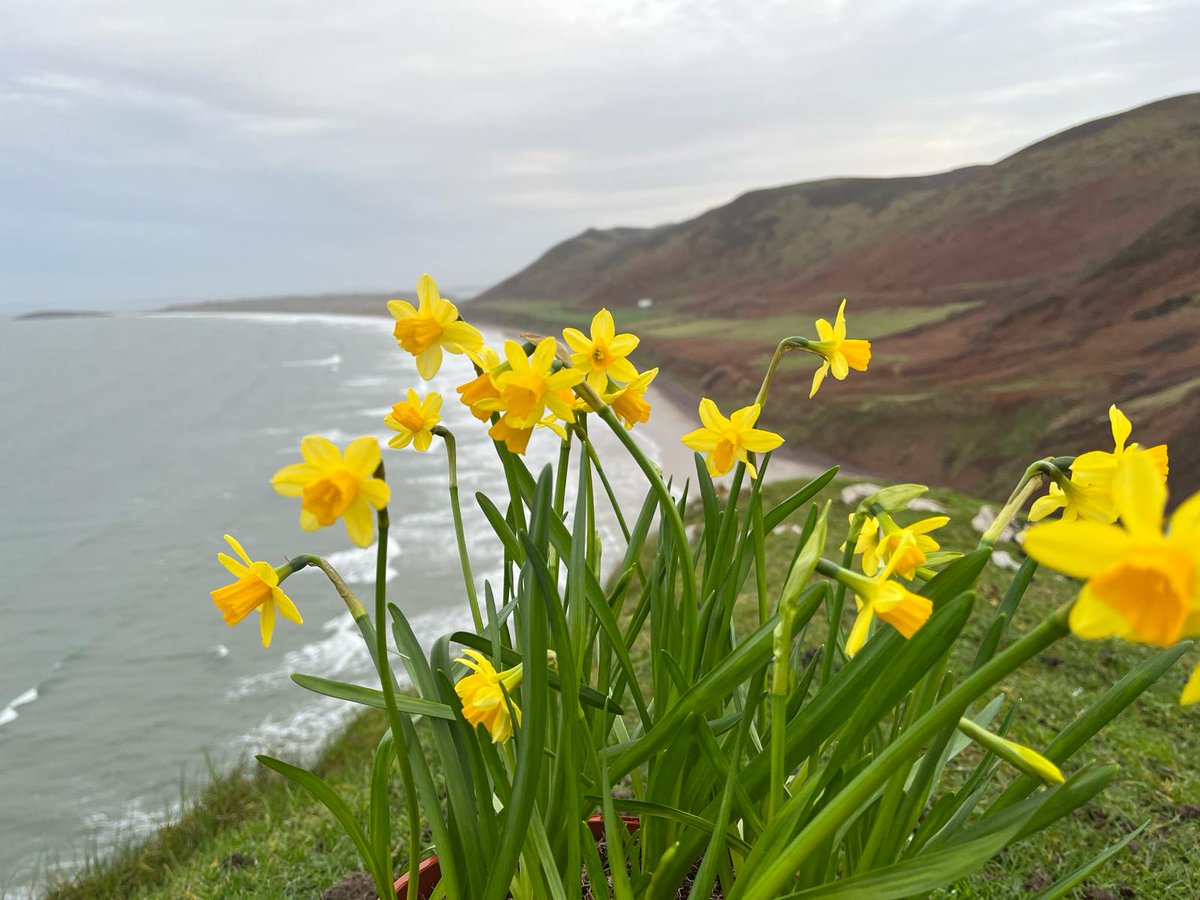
[1023,451,1200,704]
[602,367,658,429]
[453,649,524,742]
[563,308,640,392]
[1030,405,1168,524]
[852,513,950,579]
[457,346,503,422]
[828,534,934,656]
[680,398,784,479]
[477,338,583,429]
[271,436,390,547]
[1028,478,1116,524]
[806,299,872,398]
[388,274,484,379]
[385,389,442,451]
[210,534,302,647]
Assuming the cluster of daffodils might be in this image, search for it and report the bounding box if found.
[202,271,1197,899]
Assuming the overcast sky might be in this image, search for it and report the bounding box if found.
[1,1,1196,313]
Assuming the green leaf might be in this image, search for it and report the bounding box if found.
[290,673,456,719]
[763,467,839,533]
[368,732,394,888]
[778,819,1017,899]
[475,490,525,563]
[481,468,554,900]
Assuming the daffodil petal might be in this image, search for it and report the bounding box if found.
[260,601,276,647]
[1068,585,1133,640]
[698,398,727,432]
[343,498,376,548]
[300,435,341,468]
[344,436,381,479]
[273,588,303,625]
[740,427,784,453]
[359,477,391,509]
[1181,662,1200,705]
[1113,451,1164,539]
[416,345,443,380]
[681,427,719,452]
[1022,520,1133,579]
[809,363,828,398]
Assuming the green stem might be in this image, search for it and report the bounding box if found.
[980,459,1059,548]
[372,461,421,899]
[754,337,806,409]
[593,402,698,642]
[434,426,484,631]
[734,602,1072,900]
[570,421,632,543]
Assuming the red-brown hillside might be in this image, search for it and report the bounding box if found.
[475,93,1200,498]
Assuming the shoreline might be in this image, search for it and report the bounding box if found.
[153,303,844,486]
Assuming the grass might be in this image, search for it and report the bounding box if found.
[478,297,980,345]
[42,476,1199,899]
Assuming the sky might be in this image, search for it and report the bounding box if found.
[1,1,1197,313]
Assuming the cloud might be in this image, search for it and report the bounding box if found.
[0,0,1196,310]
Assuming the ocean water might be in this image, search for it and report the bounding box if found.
[0,312,663,893]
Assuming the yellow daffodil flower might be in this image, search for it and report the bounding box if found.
[454,649,524,742]
[271,436,390,548]
[1028,478,1116,524]
[680,398,784,479]
[1023,451,1200,704]
[210,534,302,647]
[457,346,503,422]
[602,367,658,429]
[853,513,950,579]
[388,274,484,379]
[807,299,872,398]
[563,308,640,393]
[1030,405,1168,524]
[384,389,442,452]
[477,338,584,429]
[830,533,934,656]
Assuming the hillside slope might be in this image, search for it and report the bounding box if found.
[475,93,1200,498]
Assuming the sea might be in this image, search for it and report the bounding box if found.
[0,311,665,895]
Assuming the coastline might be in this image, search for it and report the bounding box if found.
[153,300,843,486]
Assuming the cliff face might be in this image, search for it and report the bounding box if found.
[476,94,1200,497]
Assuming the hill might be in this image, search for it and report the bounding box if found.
[474,93,1200,498]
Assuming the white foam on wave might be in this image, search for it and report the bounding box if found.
[232,603,477,760]
[0,687,39,730]
[325,536,400,585]
[153,311,391,331]
[343,375,389,388]
[225,614,370,701]
[282,427,394,449]
[282,353,342,370]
